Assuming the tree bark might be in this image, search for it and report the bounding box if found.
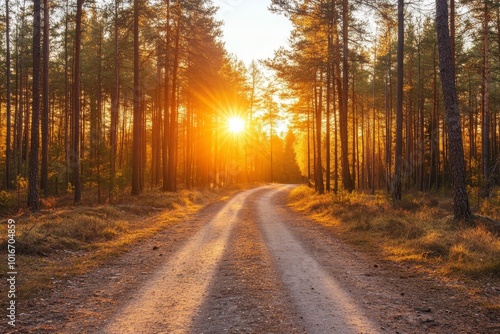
[167,3,180,192]
[41,0,49,196]
[162,0,171,191]
[435,0,472,221]
[480,1,491,198]
[326,10,333,192]
[15,4,26,178]
[372,41,377,194]
[307,100,311,183]
[72,0,84,203]
[131,0,141,195]
[341,0,354,192]
[5,0,12,189]
[450,0,456,69]
[109,0,120,200]
[392,0,404,200]
[326,60,331,192]
[64,0,70,188]
[28,0,41,210]
[315,73,325,194]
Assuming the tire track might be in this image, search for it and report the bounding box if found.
[191,187,304,333]
[256,184,380,334]
[103,188,261,334]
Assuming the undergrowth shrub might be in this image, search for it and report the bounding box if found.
[287,185,500,277]
[379,218,426,240]
[0,191,16,213]
[10,213,131,255]
[412,231,451,258]
[1,189,213,256]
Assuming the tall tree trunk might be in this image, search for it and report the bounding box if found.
[333,71,339,194]
[384,29,393,192]
[315,73,324,194]
[371,41,377,194]
[417,30,425,192]
[270,106,274,182]
[326,13,333,192]
[496,4,500,174]
[435,0,472,221]
[307,101,311,183]
[392,0,404,200]
[480,2,491,198]
[362,100,366,189]
[167,4,180,192]
[5,0,12,189]
[450,0,456,69]
[72,0,84,203]
[16,4,26,178]
[64,0,70,189]
[467,36,476,179]
[331,0,340,193]
[352,73,357,188]
[312,96,316,185]
[110,0,120,200]
[140,93,146,191]
[326,63,331,192]
[131,0,141,195]
[23,82,30,169]
[96,21,103,203]
[152,60,162,188]
[185,92,192,189]
[41,0,49,196]
[430,43,440,190]
[28,0,41,210]
[340,0,353,191]
[162,0,171,191]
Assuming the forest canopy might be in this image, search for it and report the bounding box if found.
[0,0,498,220]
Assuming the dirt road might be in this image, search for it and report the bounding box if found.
[11,185,500,333]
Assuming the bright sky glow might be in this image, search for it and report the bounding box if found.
[228,117,245,134]
[215,0,292,66]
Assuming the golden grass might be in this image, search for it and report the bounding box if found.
[0,188,226,301]
[288,185,500,278]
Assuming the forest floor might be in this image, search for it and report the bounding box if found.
[2,184,500,333]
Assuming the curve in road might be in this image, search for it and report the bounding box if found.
[104,185,379,333]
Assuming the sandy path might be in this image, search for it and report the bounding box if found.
[103,188,261,334]
[104,184,380,334]
[256,185,380,334]
[190,187,304,333]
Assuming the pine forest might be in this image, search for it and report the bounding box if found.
[0,0,499,221]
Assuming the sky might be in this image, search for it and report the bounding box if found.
[215,0,293,66]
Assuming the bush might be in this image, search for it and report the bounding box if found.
[287,185,500,278]
[380,218,425,240]
[0,191,16,213]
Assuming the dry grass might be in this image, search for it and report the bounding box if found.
[0,188,225,300]
[288,185,500,278]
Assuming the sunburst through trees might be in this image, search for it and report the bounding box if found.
[0,0,497,221]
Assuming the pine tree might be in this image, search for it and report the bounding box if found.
[392,0,404,200]
[28,0,41,210]
[131,0,141,195]
[40,0,49,196]
[72,0,84,203]
[5,0,12,190]
[435,0,472,221]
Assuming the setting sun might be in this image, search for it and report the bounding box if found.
[228,117,245,134]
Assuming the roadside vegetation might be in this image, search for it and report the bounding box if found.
[0,189,227,301]
[288,185,500,278]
